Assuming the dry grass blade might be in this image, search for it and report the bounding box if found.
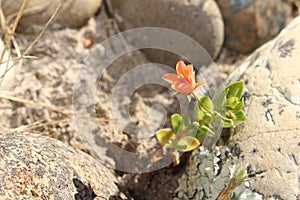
[0,0,6,32]
[23,2,62,56]
[0,55,37,65]
[2,118,71,133]
[0,1,62,84]
[0,0,29,62]
[0,92,112,125]
[0,92,72,116]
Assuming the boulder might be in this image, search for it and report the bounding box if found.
[110,0,224,62]
[2,0,102,31]
[0,132,123,199]
[175,15,300,200]
[225,15,300,199]
[216,0,291,53]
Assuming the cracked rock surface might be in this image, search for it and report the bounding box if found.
[0,132,122,200]
[226,16,300,199]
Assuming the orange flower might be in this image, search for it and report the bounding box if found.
[163,61,203,94]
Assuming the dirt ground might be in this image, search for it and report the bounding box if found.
[0,6,241,200]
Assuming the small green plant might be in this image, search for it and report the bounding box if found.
[156,60,246,152]
[216,164,248,200]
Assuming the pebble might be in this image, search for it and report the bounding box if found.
[216,0,291,53]
[111,0,224,62]
[1,0,102,31]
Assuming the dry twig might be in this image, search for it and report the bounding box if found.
[0,1,62,85]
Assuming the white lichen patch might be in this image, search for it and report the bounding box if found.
[175,146,262,200]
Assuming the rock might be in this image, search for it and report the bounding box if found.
[225,16,300,199]
[2,0,102,31]
[174,147,265,200]
[175,147,236,199]
[0,132,123,199]
[174,16,300,200]
[110,0,224,62]
[216,0,291,53]
[285,0,300,12]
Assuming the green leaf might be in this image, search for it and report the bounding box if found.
[194,104,212,126]
[214,110,246,128]
[185,122,199,137]
[182,114,191,126]
[234,99,244,113]
[171,114,182,134]
[192,121,200,128]
[172,136,200,152]
[197,124,215,137]
[232,110,246,126]
[220,121,234,128]
[156,128,175,146]
[225,81,244,99]
[194,103,204,121]
[215,90,227,113]
[232,167,248,186]
[213,115,234,128]
[194,96,214,123]
[199,95,214,113]
[226,110,237,120]
[226,97,239,109]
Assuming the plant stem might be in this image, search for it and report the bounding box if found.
[191,92,214,116]
[214,111,234,124]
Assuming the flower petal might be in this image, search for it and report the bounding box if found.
[176,61,186,76]
[176,61,195,87]
[185,64,195,85]
[162,73,180,84]
[174,81,194,94]
[183,64,193,78]
[163,61,198,95]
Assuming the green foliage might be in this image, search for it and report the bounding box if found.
[214,81,246,128]
[156,128,174,146]
[216,165,248,200]
[225,81,244,99]
[156,81,247,153]
[194,96,213,122]
[171,114,182,134]
[171,136,200,152]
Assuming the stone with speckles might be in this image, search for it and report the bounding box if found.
[0,132,123,200]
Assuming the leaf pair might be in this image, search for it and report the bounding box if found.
[156,114,200,152]
[214,81,246,128]
[194,96,215,137]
